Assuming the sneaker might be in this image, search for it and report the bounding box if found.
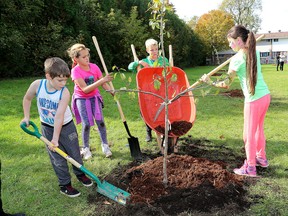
[80,147,85,155]
[233,160,257,177]
[81,147,92,160]
[102,144,112,158]
[256,157,269,168]
[60,183,81,197]
[77,174,93,187]
[146,134,152,142]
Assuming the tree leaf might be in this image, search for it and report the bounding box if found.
[114,93,120,101]
[120,73,126,80]
[128,77,132,83]
[112,65,117,71]
[154,79,161,90]
[171,73,177,82]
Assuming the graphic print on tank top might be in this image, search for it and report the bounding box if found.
[38,97,58,125]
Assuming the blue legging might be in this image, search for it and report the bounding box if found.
[76,97,108,148]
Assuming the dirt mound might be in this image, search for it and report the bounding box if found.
[87,137,256,215]
[127,154,244,203]
[221,89,244,98]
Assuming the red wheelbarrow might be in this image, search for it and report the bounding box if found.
[136,66,196,138]
[135,35,265,143]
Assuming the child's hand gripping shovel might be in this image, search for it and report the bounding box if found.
[92,36,142,161]
[20,121,130,205]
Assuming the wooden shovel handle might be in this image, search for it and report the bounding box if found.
[130,44,141,72]
[169,45,173,67]
[92,36,114,90]
[131,44,139,62]
[92,36,126,122]
[187,34,265,90]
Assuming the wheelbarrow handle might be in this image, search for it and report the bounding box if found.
[20,121,42,139]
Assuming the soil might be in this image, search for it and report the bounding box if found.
[155,121,193,137]
[87,136,263,216]
[86,90,257,215]
[221,89,244,98]
[211,69,226,76]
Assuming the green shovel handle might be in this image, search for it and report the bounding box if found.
[20,121,42,139]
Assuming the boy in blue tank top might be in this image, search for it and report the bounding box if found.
[21,57,93,197]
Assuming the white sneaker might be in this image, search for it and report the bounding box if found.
[101,144,112,158]
[82,147,92,160]
[80,147,85,155]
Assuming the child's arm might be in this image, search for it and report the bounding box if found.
[21,80,40,125]
[74,73,113,94]
[138,60,150,68]
[128,60,148,72]
[200,70,236,89]
[50,88,70,147]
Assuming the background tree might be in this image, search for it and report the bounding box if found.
[0,0,86,77]
[166,13,205,67]
[118,6,150,65]
[0,0,44,77]
[195,10,234,65]
[187,16,199,30]
[219,0,262,32]
[0,0,204,78]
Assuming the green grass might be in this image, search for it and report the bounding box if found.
[1,65,288,215]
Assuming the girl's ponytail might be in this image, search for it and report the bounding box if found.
[228,25,258,95]
[246,31,257,95]
[72,60,77,69]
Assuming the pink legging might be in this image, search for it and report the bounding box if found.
[243,94,270,166]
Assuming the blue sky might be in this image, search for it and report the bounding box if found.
[170,0,287,33]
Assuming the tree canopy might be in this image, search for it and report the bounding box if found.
[195,10,234,64]
[0,0,204,78]
[219,0,262,32]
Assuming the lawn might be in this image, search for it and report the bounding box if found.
[0,64,287,215]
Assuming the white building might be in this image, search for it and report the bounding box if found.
[217,31,288,64]
[255,31,288,64]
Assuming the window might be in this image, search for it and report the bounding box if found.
[260,52,269,57]
[274,39,279,42]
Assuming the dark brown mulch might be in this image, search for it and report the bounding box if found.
[155,121,193,137]
[211,72,223,76]
[221,89,244,98]
[87,137,261,216]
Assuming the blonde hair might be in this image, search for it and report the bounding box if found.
[145,38,158,48]
[67,43,90,68]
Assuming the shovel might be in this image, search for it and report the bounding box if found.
[154,34,266,114]
[180,34,266,94]
[20,121,130,205]
[92,36,142,161]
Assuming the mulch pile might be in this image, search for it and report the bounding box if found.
[221,89,244,98]
[87,136,259,215]
[87,89,260,215]
[127,154,244,204]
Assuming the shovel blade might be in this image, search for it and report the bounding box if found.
[128,136,142,160]
[97,181,130,205]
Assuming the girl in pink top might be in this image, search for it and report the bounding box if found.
[67,43,114,159]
